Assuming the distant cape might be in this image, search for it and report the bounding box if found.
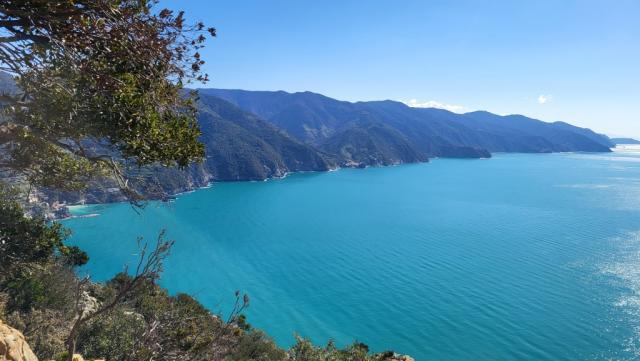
[611,138,640,145]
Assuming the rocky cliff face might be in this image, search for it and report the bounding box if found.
[0,320,37,361]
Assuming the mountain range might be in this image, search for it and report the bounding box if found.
[201,89,611,161]
[112,89,613,201]
[191,89,613,183]
[0,75,617,203]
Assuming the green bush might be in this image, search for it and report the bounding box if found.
[76,310,146,360]
[3,271,47,313]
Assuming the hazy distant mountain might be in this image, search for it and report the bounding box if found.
[610,138,640,145]
[449,111,613,152]
[201,89,612,165]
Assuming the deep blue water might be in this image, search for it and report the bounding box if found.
[65,150,640,360]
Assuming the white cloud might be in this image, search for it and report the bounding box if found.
[403,99,466,113]
[538,94,551,104]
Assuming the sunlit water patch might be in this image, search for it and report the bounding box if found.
[600,231,640,358]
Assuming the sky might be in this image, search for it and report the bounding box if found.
[163,0,640,138]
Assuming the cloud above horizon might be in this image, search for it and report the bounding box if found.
[538,94,552,104]
[403,99,466,113]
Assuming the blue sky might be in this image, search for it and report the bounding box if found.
[164,0,640,138]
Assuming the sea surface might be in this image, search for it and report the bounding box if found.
[65,149,640,360]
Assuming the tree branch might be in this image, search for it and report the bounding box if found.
[65,231,173,361]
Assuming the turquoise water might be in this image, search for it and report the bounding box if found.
[65,150,640,360]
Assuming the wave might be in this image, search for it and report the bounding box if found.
[555,184,613,189]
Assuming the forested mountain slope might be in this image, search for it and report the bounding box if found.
[204,89,612,166]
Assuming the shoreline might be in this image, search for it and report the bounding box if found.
[57,149,615,219]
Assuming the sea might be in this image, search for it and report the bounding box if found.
[64,147,640,360]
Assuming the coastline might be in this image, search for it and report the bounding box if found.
[56,148,616,220]
[56,161,418,219]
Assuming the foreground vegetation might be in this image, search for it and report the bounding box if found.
[0,1,409,360]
